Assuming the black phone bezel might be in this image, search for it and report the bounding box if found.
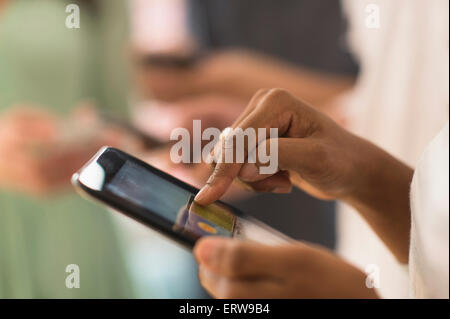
[73,147,245,250]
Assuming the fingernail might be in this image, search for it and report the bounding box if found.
[195,185,211,203]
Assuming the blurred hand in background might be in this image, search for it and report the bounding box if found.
[137,50,354,111]
[0,105,137,196]
[133,94,245,140]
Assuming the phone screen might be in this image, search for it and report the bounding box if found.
[75,148,291,247]
[107,160,236,239]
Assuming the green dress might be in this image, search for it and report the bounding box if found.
[0,0,134,298]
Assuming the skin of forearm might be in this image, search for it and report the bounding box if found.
[197,53,355,108]
[343,137,414,264]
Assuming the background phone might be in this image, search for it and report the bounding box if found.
[72,147,292,249]
[99,111,167,149]
[140,53,204,69]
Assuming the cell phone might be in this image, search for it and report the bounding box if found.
[98,111,167,149]
[72,147,292,249]
[140,53,203,69]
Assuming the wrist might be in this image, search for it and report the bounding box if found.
[340,136,413,263]
[347,140,413,208]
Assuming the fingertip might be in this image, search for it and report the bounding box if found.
[194,185,214,205]
[194,179,229,205]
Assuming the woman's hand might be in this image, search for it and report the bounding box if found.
[195,88,371,203]
[194,88,414,263]
[194,237,379,299]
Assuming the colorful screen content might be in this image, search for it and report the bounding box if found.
[174,196,235,238]
[106,161,236,240]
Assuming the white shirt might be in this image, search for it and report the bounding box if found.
[340,0,449,298]
[410,123,449,298]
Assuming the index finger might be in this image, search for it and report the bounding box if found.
[194,161,242,205]
[194,91,271,205]
[194,107,268,205]
[194,89,298,205]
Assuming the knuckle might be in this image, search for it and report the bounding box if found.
[265,88,290,103]
[258,89,296,116]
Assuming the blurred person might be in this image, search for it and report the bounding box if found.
[135,0,357,115]
[192,89,448,299]
[0,0,134,297]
